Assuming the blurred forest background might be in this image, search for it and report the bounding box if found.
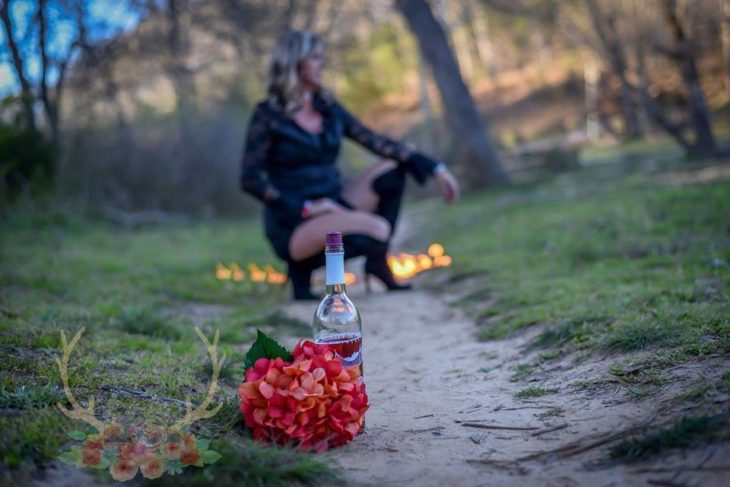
[1,0,728,215]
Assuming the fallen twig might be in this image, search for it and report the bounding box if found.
[633,465,730,474]
[404,426,444,434]
[414,413,434,419]
[518,419,655,462]
[465,458,528,474]
[531,423,569,437]
[459,405,486,414]
[494,405,554,412]
[460,422,539,431]
[646,479,685,487]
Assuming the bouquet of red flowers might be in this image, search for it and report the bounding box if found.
[238,331,369,452]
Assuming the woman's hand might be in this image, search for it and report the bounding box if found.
[306,198,346,217]
[435,168,460,203]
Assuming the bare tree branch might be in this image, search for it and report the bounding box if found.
[1,0,36,130]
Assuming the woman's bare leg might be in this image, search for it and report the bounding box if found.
[288,209,391,261]
[341,159,398,211]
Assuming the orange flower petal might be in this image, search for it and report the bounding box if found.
[312,367,326,382]
[265,367,281,384]
[258,381,275,399]
[253,407,267,425]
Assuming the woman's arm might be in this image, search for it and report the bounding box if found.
[240,104,304,218]
[334,101,440,184]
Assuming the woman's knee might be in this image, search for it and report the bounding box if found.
[375,158,398,173]
[357,214,391,241]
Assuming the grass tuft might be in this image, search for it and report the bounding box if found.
[514,385,557,399]
[0,383,65,410]
[609,414,727,462]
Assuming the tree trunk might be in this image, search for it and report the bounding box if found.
[723,0,730,95]
[0,0,36,131]
[417,53,437,154]
[395,0,508,189]
[37,0,60,148]
[584,57,601,141]
[661,0,717,157]
[584,0,643,140]
[634,35,693,152]
[166,0,195,116]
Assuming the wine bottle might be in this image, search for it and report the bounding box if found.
[312,232,363,378]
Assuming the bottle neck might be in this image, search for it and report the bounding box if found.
[325,249,346,293]
[325,283,347,295]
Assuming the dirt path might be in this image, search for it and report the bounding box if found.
[283,287,729,487]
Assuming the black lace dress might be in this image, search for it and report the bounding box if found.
[240,91,438,262]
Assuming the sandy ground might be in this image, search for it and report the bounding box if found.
[283,284,730,487]
[26,279,729,487]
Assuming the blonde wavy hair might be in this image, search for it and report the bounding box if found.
[267,30,328,116]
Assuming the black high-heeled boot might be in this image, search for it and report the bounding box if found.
[358,238,412,293]
[364,255,412,292]
[287,253,325,301]
[371,165,406,232]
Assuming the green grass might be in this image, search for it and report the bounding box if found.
[514,385,557,399]
[0,214,334,485]
[608,414,728,462]
[0,383,65,409]
[425,157,730,361]
[510,364,535,382]
[2,147,729,480]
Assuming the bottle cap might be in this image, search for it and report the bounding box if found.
[325,231,343,252]
[325,232,342,246]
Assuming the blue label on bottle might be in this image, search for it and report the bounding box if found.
[325,251,345,285]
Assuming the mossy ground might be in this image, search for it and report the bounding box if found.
[0,216,332,485]
[426,152,729,363]
[1,142,729,482]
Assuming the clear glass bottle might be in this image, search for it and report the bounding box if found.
[312,232,363,377]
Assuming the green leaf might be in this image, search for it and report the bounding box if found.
[242,329,293,373]
[90,458,112,470]
[166,459,183,475]
[101,447,117,463]
[58,450,79,465]
[200,449,222,464]
[195,438,210,451]
[67,430,87,441]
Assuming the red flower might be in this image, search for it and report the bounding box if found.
[110,459,138,481]
[119,440,151,466]
[239,340,369,452]
[140,456,165,479]
[162,441,182,460]
[84,438,104,450]
[81,447,101,467]
[180,448,200,465]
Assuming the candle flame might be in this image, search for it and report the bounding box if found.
[214,243,450,285]
[345,272,357,285]
[388,243,451,280]
[231,263,245,281]
[215,263,232,280]
[248,263,267,282]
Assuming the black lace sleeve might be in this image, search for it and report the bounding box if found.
[336,102,413,161]
[335,101,439,184]
[240,104,303,217]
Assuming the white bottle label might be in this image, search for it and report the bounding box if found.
[325,251,345,285]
